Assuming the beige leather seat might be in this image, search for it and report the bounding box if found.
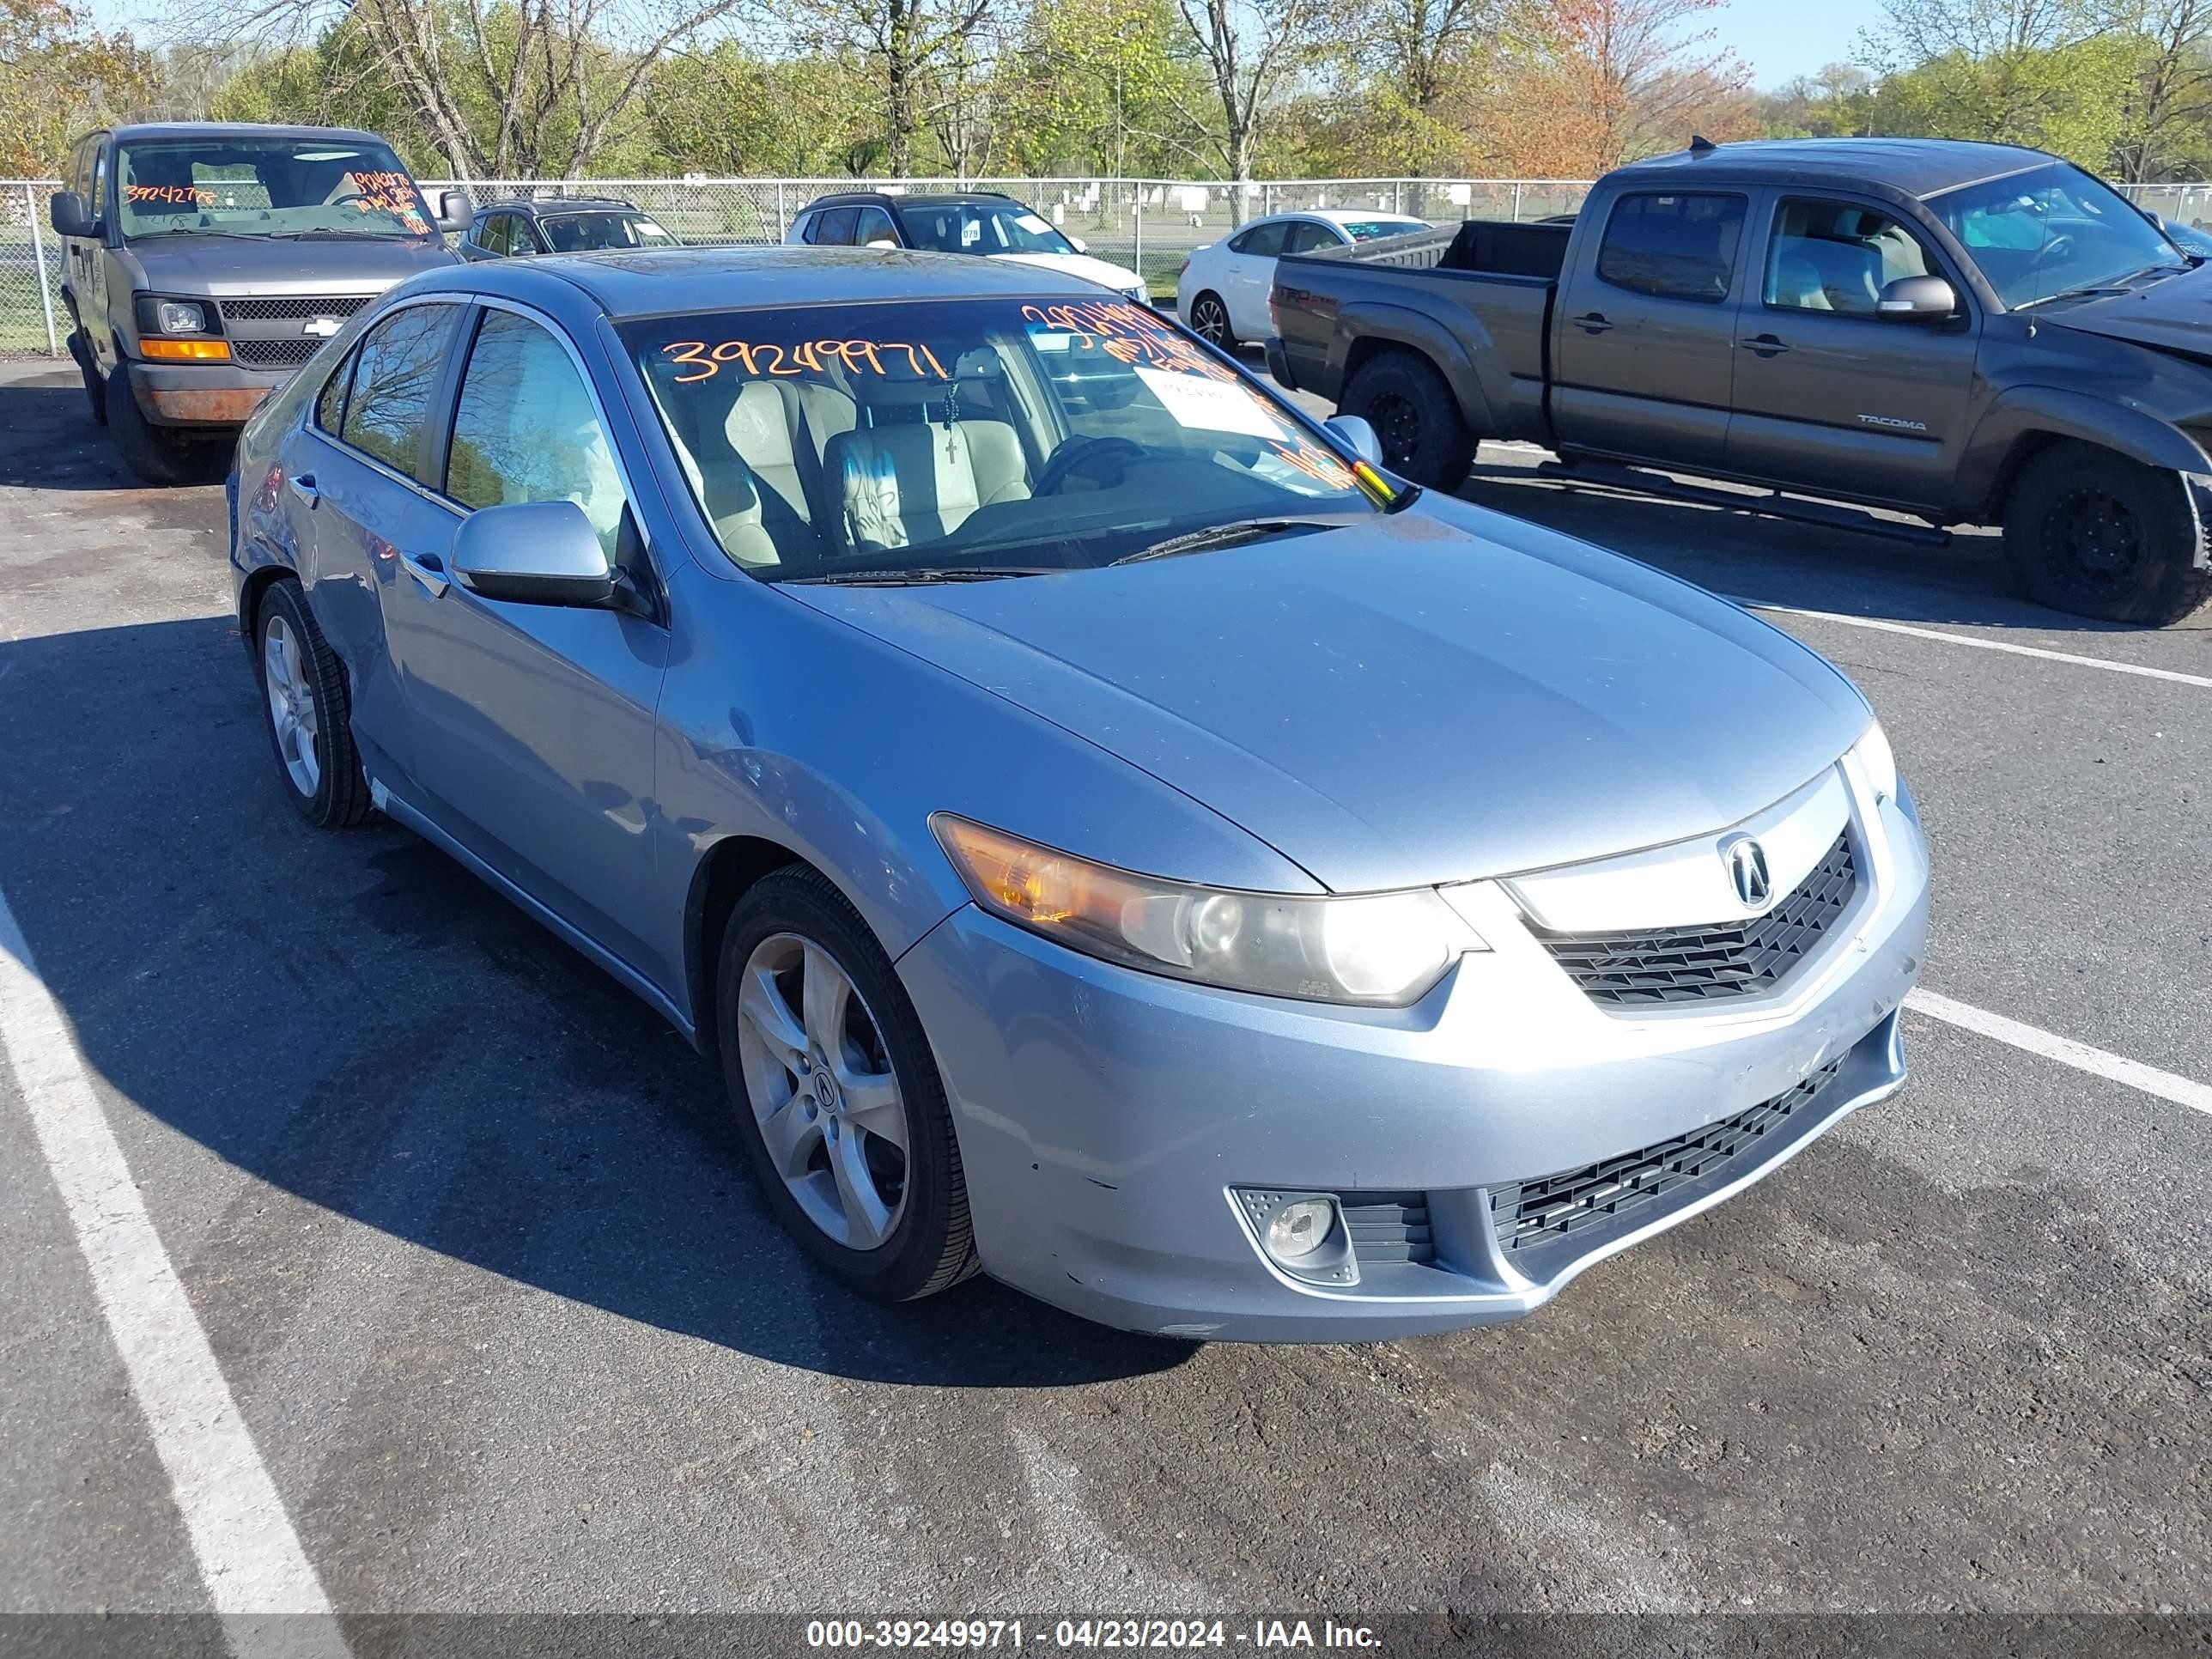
[823,420,1031,550]
[724,380,856,525]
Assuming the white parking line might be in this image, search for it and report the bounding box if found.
[1906,988,2212,1119]
[1731,599,2212,690]
[0,884,352,1658]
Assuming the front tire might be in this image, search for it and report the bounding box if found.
[1188,291,1237,352]
[1339,348,1476,490]
[716,866,978,1303]
[2002,444,2212,625]
[106,362,217,486]
[254,580,373,829]
[69,325,107,426]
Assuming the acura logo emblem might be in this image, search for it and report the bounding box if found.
[1723,836,1771,908]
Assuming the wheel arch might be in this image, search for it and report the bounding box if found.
[1334,313,1494,436]
[1960,387,2211,522]
[681,833,808,1055]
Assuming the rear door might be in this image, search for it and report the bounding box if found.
[278,298,469,783]
[1725,193,1981,510]
[1221,220,1289,337]
[1549,188,1751,471]
[378,300,672,983]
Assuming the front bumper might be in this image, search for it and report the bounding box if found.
[897,781,1930,1342]
[128,359,290,428]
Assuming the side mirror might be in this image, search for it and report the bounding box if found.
[434,190,472,234]
[1326,414,1384,468]
[451,501,614,607]
[50,191,98,239]
[1876,275,1958,321]
[1066,234,1089,253]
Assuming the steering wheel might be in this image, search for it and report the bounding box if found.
[1032,435,1147,496]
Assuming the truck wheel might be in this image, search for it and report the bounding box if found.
[1188,292,1237,352]
[1340,349,1475,491]
[106,362,218,487]
[68,326,107,427]
[2002,445,2212,625]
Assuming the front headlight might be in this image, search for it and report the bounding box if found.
[155,299,209,334]
[1123,286,1150,307]
[1851,718,1898,802]
[933,815,1479,1006]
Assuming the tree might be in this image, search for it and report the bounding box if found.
[2108,0,2212,179]
[1169,0,1326,188]
[1759,62,1875,138]
[1485,0,1754,174]
[0,0,154,175]
[770,0,995,173]
[1002,0,1212,176]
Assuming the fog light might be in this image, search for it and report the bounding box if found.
[1265,1198,1334,1261]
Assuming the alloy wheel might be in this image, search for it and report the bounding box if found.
[733,932,909,1250]
[262,614,322,797]
[1191,295,1230,346]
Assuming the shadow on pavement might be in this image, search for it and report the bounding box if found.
[0,372,144,493]
[0,614,1194,1389]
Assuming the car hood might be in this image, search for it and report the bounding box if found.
[2037,261,2212,357]
[787,502,1872,891]
[121,234,456,298]
[988,250,1146,292]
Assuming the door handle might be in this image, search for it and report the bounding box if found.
[1573,312,1613,334]
[398,549,447,598]
[1740,334,1790,356]
[289,472,319,507]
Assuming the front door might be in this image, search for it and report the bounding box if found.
[378,301,673,986]
[1724,194,1982,512]
[1548,188,1751,471]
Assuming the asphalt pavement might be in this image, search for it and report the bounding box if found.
[1,354,2208,1632]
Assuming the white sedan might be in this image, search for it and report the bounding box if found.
[1177,210,1431,349]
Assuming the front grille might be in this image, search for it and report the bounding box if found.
[217,295,373,323]
[230,337,327,371]
[1534,830,1858,1006]
[1490,1057,1846,1259]
[1340,1194,1435,1267]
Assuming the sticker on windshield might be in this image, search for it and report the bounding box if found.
[1015,212,1052,234]
[1135,368,1298,440]
[636,221,668,236]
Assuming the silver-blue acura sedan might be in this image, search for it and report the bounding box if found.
[228,247,1929,1341]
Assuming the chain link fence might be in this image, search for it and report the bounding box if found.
[4,172,2203,357]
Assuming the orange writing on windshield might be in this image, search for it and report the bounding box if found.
[660,338,951,385]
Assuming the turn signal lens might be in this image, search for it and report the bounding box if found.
[1850,719,1898,803]
[140,338,231,362]
[932,815,1479,1006]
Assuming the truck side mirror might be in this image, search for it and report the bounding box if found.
[50,191,98,240]
[434,190,473,235]
[1876,275,1958,321]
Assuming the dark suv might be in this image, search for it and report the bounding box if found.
[457,196,680,260]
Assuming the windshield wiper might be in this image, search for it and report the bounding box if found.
[788,565,1056,586]
[275,228,414,241]
[127,228,268,241]
[1109,517,1333,566]
[2020,261,2191,308]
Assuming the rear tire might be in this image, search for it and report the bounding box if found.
[2002,443,2212,625]
[106,362,220,486]
[716,866,978,1304]
[1339,348,1476,491]
[254,580,374,830]
[1188,291,1237,352]
[69,325,107,426]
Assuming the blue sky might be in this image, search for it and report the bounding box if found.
[1718,0,1888,86]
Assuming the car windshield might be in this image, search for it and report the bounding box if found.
[1341,220,1427,241]
[115,137,437,242]
[1928,161,2183,308]
[540,210,678,252]
[622,296,1391,580]
[899,203,1077,257]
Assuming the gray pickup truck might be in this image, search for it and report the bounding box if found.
[51,121,469,484]
[1268,137,2212,624]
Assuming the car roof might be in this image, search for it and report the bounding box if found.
[490,197,642,216]
[1616,137,2061,199]
[802,191,1018,210]
[419,244,1110,317]
[101,121,401,148]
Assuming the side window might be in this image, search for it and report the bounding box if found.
[314,347,356,434]
[1280,222,1339,254]
[1231,222,1289,257]
[853,205,898,247]
[90,143,109,222]
[337,304,455,479]
[1765,198,1939,318]
[1595,191,1747,302]
[813,207,859,246]
[445,309,629,558]
[511,217,544,254]
[472,214,502,254]
[790,211,816,244]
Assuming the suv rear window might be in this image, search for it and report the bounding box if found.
[1595,192,1747,302]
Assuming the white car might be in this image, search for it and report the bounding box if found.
[786,191,1152,307]
[1177,210,1431,349]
